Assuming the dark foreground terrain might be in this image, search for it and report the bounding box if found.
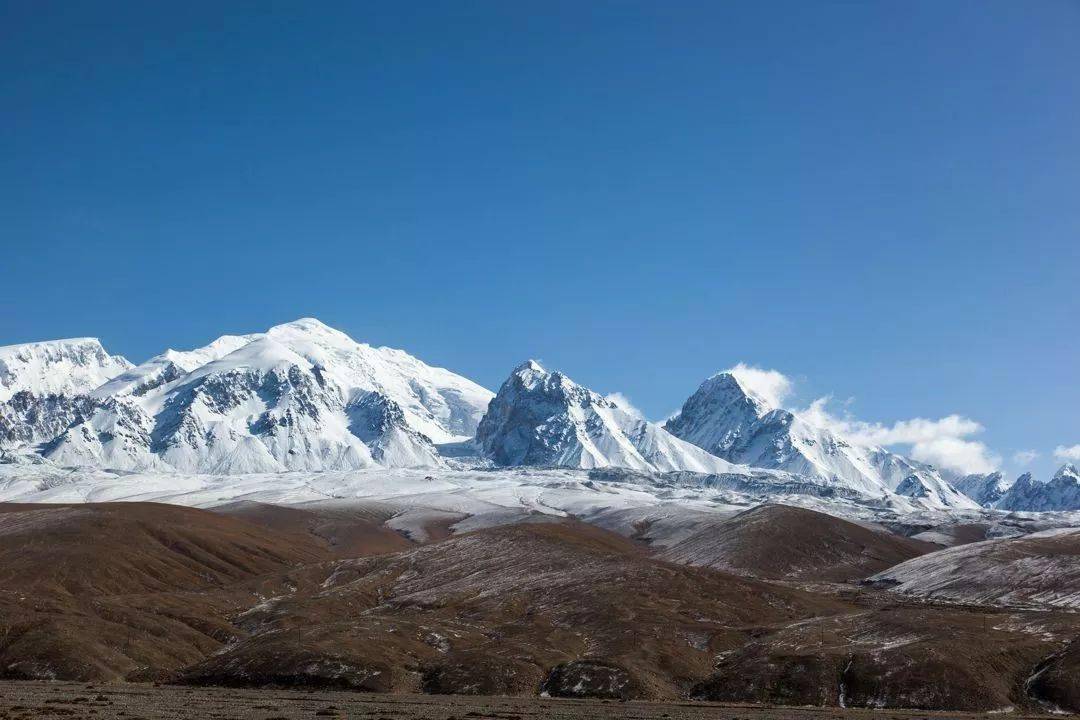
[0,502,1077,714]
[0,681,1069,720]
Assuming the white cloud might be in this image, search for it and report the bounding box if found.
[841,415,985,448]
[1012,449,1039,466]
[1054,444,1080,462]
[904,436,1001,476]
[726,363,793,408]
[723,363,1003,476]
[606,392,644,419]
[794,397,1000,476]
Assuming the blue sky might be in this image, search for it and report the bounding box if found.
[2,1,1078,478]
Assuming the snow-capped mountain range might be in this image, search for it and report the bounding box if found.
[0,318,1076,512]
[995,464,1080,512]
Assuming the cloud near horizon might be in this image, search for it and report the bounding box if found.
[1054,444,1080,462]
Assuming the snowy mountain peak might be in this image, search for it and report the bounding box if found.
[265,317,356,346]
[92,334,258,399]
[893,472,974,509]
[508,359,554,390]
[0,338,132,402]
[712,371,776,415]
[476,363,734,473]
[512,358,547,376]
[272,317,335,332]
[1054,463,1079,481]
[663,373,771,460]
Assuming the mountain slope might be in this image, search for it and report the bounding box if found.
[952,471,1011,506]
[868,526,1080,609]
[475,361,738,473]
[665,371,975,508]
[0,391,98,449]
[659,504,936,582]
[0,338,131,402]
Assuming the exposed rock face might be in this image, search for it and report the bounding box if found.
[953,471,1010,506]
[1027,639,1080,714]
[0,391,98,448]
[541,660,639,700]
[346,391,442,468]
[996,465,1080,512]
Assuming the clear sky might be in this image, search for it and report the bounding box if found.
[2,1,1078,479]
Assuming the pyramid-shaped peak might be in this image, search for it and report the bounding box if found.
[1054,463,1079,481]
[513,359,547,375]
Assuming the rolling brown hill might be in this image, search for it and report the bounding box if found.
[179,519,844,698]
[213,500,416,558]
[659,504,937,582]
[0,502,330,681]
[867,527,1080,610]
[0,501,1076,713]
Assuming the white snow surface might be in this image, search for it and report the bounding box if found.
[3,463,1076,553]
[0,338,132,402]
[90,334,258,398]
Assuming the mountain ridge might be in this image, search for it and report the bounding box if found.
[1,319,492,474]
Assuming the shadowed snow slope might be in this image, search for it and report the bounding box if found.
[868,526,1080,609]
[475,361,739,473]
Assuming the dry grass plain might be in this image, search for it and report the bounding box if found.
[0,681,1072,720]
